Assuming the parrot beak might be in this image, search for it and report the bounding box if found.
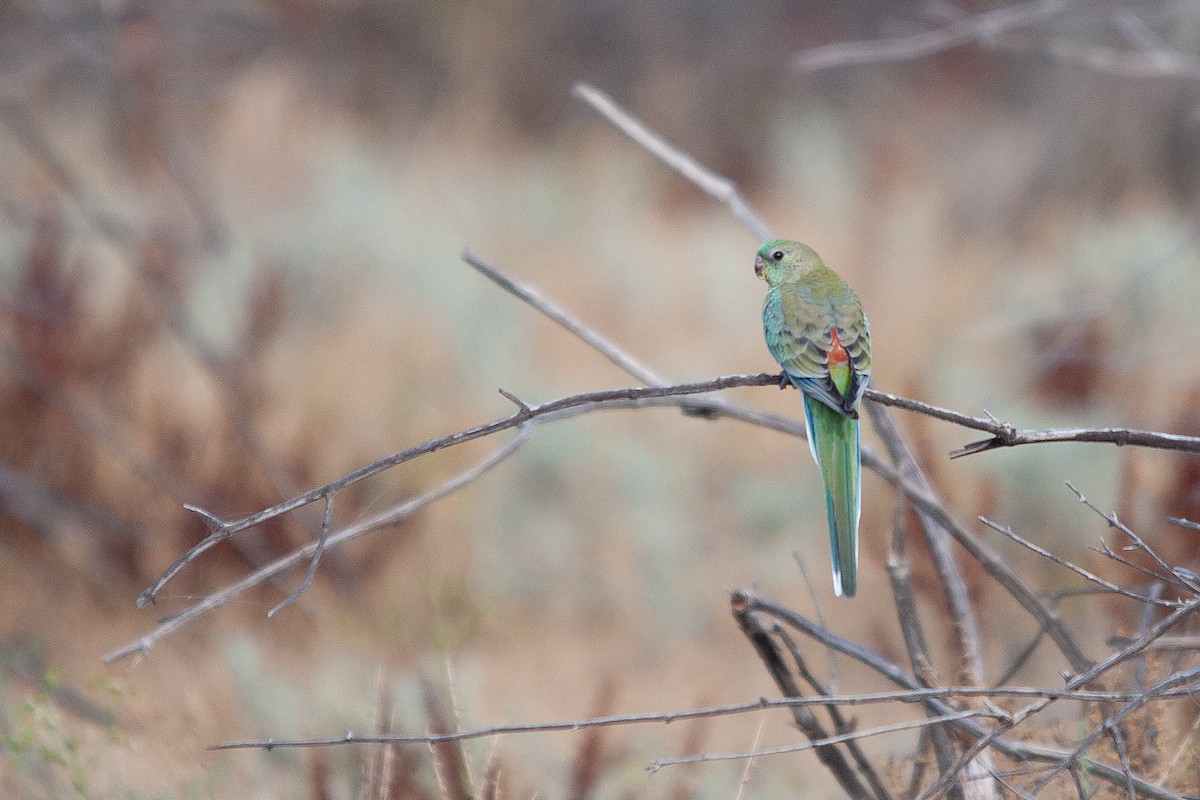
[753,254,764,278]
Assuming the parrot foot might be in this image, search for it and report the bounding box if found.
[778,372,791,390]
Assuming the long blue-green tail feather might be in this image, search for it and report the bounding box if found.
[802,394,860,597]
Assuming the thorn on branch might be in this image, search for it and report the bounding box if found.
[497,387,532,417]
[183,502,226,530]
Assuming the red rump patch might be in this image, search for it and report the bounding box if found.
[828,328,850,367]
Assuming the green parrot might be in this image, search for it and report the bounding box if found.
[755,240,871,597]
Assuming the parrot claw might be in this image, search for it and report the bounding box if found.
[778,372,791,390]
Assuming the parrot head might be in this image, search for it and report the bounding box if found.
[754,239,825,286]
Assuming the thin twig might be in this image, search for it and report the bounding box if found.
[736,589,1192,800]
[978,517,1179,607]
[792,0,1200,81]
[104,429,533,663]
[734,716,767,800]
[649,710,994,772]
[993,625,1048,689]
[1106,722,1137,800]
[792,0,1075,73]
[134,373,783,608]
[571,83,774,242]
[207,680,1200,752]
[463,248,665,387]
[1028,666,1200,795]
[1089,541,1178,588]
[268,489,334,617]
[1068,483,1200,594]
[864,390,1200,458]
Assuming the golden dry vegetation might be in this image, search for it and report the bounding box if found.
[2,3,1200,799]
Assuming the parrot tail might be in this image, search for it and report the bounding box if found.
[802,394,861,597]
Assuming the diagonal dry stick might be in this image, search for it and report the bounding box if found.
[792,0,1075,72]
[572,83,774,243]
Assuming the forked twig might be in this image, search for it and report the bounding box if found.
[104,429,533,663]
[268,490,334,618]
[978,517,1180,607]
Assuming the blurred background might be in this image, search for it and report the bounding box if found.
[2,1,1200,797]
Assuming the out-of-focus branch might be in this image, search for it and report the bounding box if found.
[792,0,1074,73]
[462,248,666,386]
[0,98,301,505]
[571,83,774,243]
[792,1,1200,82]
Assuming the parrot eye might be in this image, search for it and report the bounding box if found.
[771,249,784,261]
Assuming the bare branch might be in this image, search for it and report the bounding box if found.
[1028,666,1200,795]
[208,681,1200,753]
[0,98,304,506]
[267,489,334,618]
[134,372,782,608]
[104,429,534,663]
[792,0,1074,73]
[1067,483,1200,594]
[791,1,1200,81]
[867,400,976,800]
[733,599,875,799]
[867,400,986,684]
[1106,721,1137,800]
[571,82,774,242]
[735,589,1193,800]
[771,622,895,800]
[649,709,996,772]
[463,248,666,387]
[978,516,1179,607]
[864,389,1200,458]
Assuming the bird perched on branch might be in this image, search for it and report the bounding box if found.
[755,240,871,596]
